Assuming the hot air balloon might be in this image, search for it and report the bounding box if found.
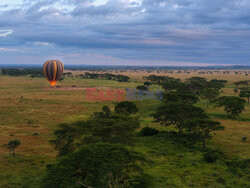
[43,60,64,86]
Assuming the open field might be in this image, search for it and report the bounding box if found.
[0,70,249,187]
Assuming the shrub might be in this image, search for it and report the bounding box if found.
[226,158,250,175]
[203,150,221,163]
[143,82,152,86]
[216,177,226,184]
[27,120,33,124]
[139,126,159,136]
[242,137,247,142]
[136,85,148,91]
[115,101,138,115]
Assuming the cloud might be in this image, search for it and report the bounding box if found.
[0,47,19,52]
[0,0,250,65]
[0,29,13,37]
[0,4,8,8]
[33,41,50,45]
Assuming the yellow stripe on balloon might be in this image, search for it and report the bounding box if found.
[53,60,57,82]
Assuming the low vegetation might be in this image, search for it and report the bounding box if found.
[80,72,130,82]
[0,69,249,187]
[1,68,43,77]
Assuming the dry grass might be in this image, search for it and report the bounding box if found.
[0,70,249,187]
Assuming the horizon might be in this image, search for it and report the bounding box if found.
[1,0,250,66]
[0,63,250,69]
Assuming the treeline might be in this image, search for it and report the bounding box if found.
[80,72,130,82]
[72,69,250,76]
[156,76,246,118]
[153,76,228,147]
[144,75,178,84]
[1,69,43,77]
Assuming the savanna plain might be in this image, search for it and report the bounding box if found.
[0,69,249,188]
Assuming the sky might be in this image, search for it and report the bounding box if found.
[0,0,250,66]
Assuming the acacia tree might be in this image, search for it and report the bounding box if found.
[209,79,227,89]
[161,79,184,91]
[215,96,246,119]
[7,139,21,156]
[153,103,207,134]
[161,78,200,104]
[50,121,87,156]
[185,77,208,95]
[239,87,250,104]
[201,88,220,109]
[42,143,149,188]
[114,101,138,115]
[186,119,224,148]
[234,80,248,88]
[51,106,140,156]
[163,91,199,104]
[83,113,140,145]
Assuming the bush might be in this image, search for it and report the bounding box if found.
[144,82,152,86]
[216,177,226,184]
[242,137,247,142]
[139,126,159,136]
[203,150,221,163]
[114,101,138,115]
[226,158,250,175]
[136,85,148,91]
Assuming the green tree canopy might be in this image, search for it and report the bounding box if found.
[144,75,179,84]
[153,103,207,134]
[114,101,138,115]
[51,106,140,156]
[209,79,227,89]
[42,143,149,188]
[185,77,208,95]
[239,87,250,104]
[7,139,21,156]
[186,119,224,148]
[201,88,220,109]
[161,80,185,92]
[163,91,199,104]
[215,96,246,119]
[234,80,249,88]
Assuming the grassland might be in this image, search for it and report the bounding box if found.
[0,70,249,187]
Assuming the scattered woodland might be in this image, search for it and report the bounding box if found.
[0,67,249,187]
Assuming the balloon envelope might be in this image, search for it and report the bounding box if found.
[43,60,64,86]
